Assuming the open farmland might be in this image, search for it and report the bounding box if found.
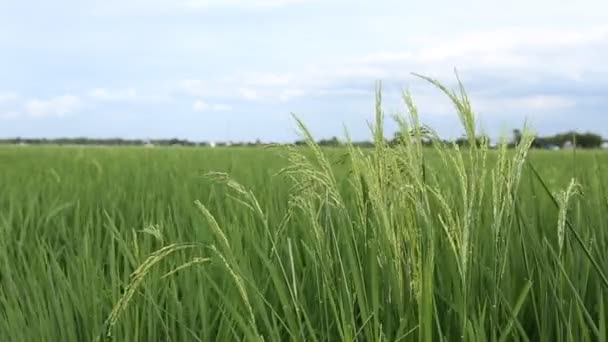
[1,0,606,339]
[2,94,608,341]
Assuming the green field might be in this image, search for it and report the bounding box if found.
[2,90,608,341]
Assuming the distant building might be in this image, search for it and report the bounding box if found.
[563,141,574,149]
[601,142,608,149]
[209,141,216,148]
[143,140,154,148]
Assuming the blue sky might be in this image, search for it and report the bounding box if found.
[0,0,607,142]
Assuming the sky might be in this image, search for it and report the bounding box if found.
[0,0,607,142]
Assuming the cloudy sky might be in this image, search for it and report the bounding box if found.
[0,0,606,142]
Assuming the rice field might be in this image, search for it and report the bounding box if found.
[1,81,608,341]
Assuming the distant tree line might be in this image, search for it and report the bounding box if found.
[526,131,604,149]
[1,130,606,149]
[0,137,203,146]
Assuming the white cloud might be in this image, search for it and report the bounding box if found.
[224,72,294,87]
[272,26,608,100]
[0,92,21,119]
[186,0,316,9]
[180,72,313,103]
[173,25,605,121]
[0,111,19,119]
[92,0,318,14]
[178,80,211,97]
[0,92,19,103]
[179,79,309,103]
[212,103,233,111]
[279,88,306,102]
[352,26,608,76]
[515,95,576,111]
[24,95,83,118]
[88,88,137,102]
[239,88,259,100]
[475,95,576,113]
[192,100,210,111]
[193,100,232,112]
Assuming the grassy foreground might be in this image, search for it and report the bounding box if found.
[1,79,608,341]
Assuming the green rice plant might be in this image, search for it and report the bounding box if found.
[1,76,608,341]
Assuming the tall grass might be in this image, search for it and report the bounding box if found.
[1,77,607,341]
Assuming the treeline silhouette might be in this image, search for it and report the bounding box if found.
[0,137,201,146]
[1,130,606,149]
